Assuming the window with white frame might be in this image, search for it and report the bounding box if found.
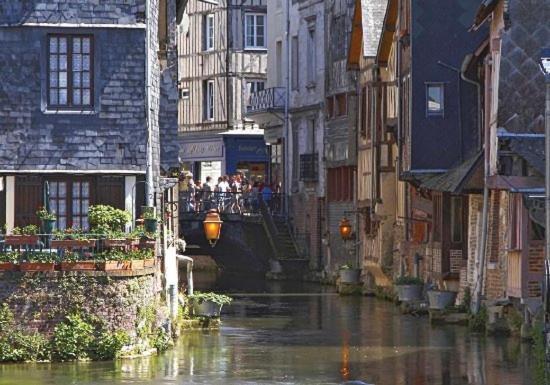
[245,14,266,49]
[203,80,214,121]
[203,14,214,51]
[426,83,444,116]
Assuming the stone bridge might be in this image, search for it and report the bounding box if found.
[179,198,309,276]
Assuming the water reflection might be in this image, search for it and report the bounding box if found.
[0,276,533,385]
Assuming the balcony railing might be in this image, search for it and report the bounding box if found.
[300,153,319,182]
[246,87,286,115]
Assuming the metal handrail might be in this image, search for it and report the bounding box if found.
[179,191,285,216]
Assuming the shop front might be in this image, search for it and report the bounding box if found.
[179,132,268,184]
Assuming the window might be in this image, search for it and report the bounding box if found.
[276,41,283,86]
[48,179,90,230]
[336,93,347,117]
[450,196,463,243]
[509,194,522,249]
[432,194,442,242]
[327,167,354,202]
[203,80,214,121]
[426,83,444,115]
[180,88,189,100]
[204,14,214,51]
[360,87,367,138]
[306,27,316,85]
[48,35,93,108]
[326,96,334,118]
[246,80,265,96]
[245,14,266,49]
[291,36,299,90]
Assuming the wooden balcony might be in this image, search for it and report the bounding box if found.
[246,87,286,115]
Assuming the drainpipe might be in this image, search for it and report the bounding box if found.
[458,55,486,314]
[283,0,290,216]
[145,0,154,207]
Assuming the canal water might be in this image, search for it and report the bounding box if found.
[0,274,535,385]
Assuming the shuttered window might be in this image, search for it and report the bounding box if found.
[327,167,355,202]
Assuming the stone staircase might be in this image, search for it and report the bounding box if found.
[273,218,301,260]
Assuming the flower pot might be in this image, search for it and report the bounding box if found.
[5,235,40,246]
[52,239,97,249]
[99,261,131,271]
[60,261,97,271]
[339,268,361,284]
[395,284,423,302]
[20,262,55,272]
[41,219,56,234]
[0,262,18,271]
[427,290,457,310]
[144,218,157,233]
[192,300,223,318]
[131,260,145,270]
[143,258,155,268]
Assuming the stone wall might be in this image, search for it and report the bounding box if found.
[0,270,161,337]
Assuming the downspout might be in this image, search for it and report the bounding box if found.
[354,70,360,270]
[284,0,290,216]
[145,0,154,207]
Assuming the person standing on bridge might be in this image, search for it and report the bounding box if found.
[203,176,213,211]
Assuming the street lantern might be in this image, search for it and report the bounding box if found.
[339,217,353,240]
[203,209,223,247]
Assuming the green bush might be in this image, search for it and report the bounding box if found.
[89,330,129,361]
[151,327,171,353]
[468,306,488,332]
[0,332,50,362]
[0,303,14,330]
[394,276,424,286]
[189,292,233,306]
[89,205,131,234]
[51,313,94,361]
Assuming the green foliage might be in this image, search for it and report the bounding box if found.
[24,251,57,263]
[12,225,39,235]
[0,332,50,362]
[51,313,94,361]
[0,303,14,330]
[89,205,131,234]
[339,263,355,270]
[0,251,19,263]
[52,227,94,240]
[36,207,56,221]
[468,306,488,332]
[189,291,233,306]
[151,327,171,353]
[89,330,129,361]
[394,276,424,286]
[531,322,549,385]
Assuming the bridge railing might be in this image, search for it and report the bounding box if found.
[179,191,286,216]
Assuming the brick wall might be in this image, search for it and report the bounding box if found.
[484,191,509,300]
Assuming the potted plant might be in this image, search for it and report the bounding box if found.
[394,276,424,302]
[189,292,232,318]
[338,263,361,284]
[131,248,155,268]
[427,289,458,310]
[20,251,57,272]
[51,228,97,249]
[142,207,158,233]
[60,252,97,271]
[89,205,131,248]
[5,225,40,246]
[36,207,57,234]
[0,251,19,271]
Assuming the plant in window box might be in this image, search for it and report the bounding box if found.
[5,225,40,246]
[95,250,131,271]
[60,251,97,271]
[189,292,232,318]
[394,276,424,302]
[0,251,20,271]
[128,248,155,269]
[89,205,131,242]
[36,207,57,234]
[20,251,57,272]
[52,228,97,249]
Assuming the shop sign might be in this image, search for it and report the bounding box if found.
[180,141,223,160]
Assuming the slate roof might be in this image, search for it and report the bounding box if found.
[420,151,484,193]
[361,0,388,57]
[508,137,545,176]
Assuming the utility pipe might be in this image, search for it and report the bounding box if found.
[283,0,290,216]
[145,0,154,207]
